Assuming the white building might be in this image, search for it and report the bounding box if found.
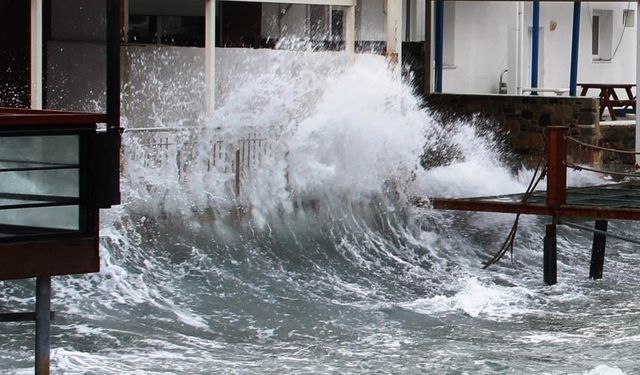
[4,1,638,112]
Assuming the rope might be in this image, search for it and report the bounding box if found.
[566,162,640,178]
[566,136,640,155]
[482,145,547,269]
[560,220,640,246]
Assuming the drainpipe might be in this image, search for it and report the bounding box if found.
[569,1,580,96]
[518,1,524,95]
[531,0,540,95]
[434,0,443,93]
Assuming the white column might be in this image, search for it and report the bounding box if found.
[30,0,43,109]
[636,1,640,167]
[205,0,216,113]
[385,0,402,64]
[345,5,356,63]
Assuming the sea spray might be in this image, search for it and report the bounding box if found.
[2,49,633,374]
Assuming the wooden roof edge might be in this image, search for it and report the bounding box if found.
[0,108,107,126]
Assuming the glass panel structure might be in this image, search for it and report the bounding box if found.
[0,133,86,240]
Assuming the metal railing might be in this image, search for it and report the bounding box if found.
[124,127,271,196]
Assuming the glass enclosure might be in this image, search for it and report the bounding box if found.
[0,132,88,241]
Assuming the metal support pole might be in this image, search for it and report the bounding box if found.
[106,0,122,206]
[569,1,580,96]
[35,276,51,375]
[424,0,432,96]
[434,0,444,93]
[543,223,557,285]
[531,0,540,94]
[589,219,608,279]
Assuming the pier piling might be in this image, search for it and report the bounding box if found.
[543,223,558,285]
[35,276,51,375]
[589,220,608,279]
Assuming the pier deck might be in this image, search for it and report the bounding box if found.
[433,182,640,221]
[429,126,640,285]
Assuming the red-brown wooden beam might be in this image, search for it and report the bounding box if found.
[432,197,640,221]
[546,126,568,208]
[0,237,99,281]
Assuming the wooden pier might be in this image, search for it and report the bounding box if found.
[431,126,640,285]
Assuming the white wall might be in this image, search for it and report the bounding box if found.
[432,1,637,95]
[442,2,515,94]
[121,46,350,128]
[577,2,637,87]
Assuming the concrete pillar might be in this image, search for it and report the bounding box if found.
[205,0,216,113]
[30,0,43,109]
[346,5,356,63]
[385,0,402,64]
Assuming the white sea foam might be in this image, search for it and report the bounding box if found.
[582,365,627,375]
[399,277,534,320]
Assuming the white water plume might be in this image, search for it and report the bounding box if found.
[7,48,630,375]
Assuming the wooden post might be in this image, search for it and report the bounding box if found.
[546,126,568,208]
[544,126,567,286]
[589,219,608,279]
[543,223,557,285]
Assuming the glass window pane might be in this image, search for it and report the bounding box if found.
[592,16,600,56]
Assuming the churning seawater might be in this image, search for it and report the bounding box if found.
[1,50,640,375]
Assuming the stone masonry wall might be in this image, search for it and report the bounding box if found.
[425,93,600,165]
[599,125,635,166]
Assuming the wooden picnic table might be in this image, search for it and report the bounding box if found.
[578,83,636,121]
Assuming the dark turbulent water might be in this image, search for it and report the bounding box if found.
[1,54,639,375]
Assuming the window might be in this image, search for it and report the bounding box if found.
[128,15,205,47]
[623,9,635,28]
[443,1,455,66]
[591,10,613,61]
[592,15,600,57]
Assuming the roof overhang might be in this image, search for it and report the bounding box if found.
[222,0,356,6]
